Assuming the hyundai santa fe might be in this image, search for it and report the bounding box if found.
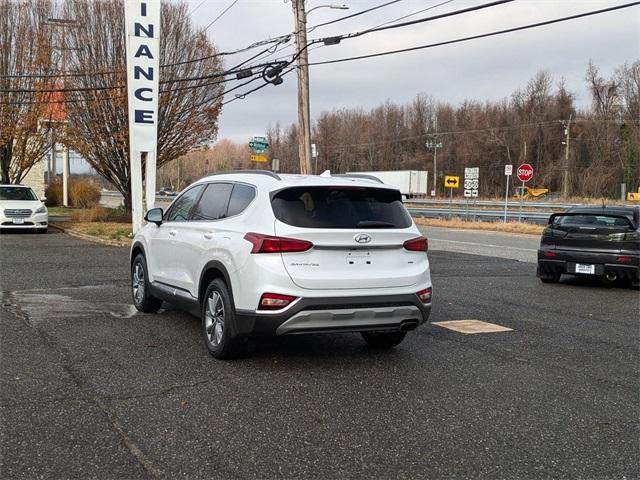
[130,171,432,359]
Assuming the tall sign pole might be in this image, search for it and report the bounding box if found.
[125,0,161,233]
[504,164,512,223]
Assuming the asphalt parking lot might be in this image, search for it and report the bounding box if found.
[1,229,638,479]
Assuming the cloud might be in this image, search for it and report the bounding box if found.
[182,0,640,143]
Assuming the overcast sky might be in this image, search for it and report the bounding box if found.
[180,0,639,144]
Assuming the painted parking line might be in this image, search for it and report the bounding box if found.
[432,319,513,334]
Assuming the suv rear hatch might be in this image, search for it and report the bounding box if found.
[271,185,427,290]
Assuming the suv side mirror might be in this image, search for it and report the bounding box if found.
[40,197,47,202]
[145,207,163,226]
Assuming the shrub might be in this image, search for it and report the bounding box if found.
[45,181,62,206]
[104,206,132,223]
[72,205,108,222]
[44,178,101,208]
[69,179,100,208]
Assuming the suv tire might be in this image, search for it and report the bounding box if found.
[539,272,561,284]
[131,254,162,313]
[202,278,241,359]
[361,331,406,348]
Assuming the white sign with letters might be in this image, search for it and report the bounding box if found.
[125,0,161,232]
[464,167,479,198]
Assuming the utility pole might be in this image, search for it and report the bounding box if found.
[562,114,573,198]
[292,0,312,175]
[425,119,442,197]
[46,17,79,206]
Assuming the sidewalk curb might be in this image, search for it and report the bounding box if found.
[50,223,131,248]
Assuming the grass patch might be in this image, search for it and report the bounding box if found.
[415,217,544,235]
[65,222,132,242]
[47,206,75,216]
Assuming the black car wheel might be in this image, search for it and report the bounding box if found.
[539,272,561,284]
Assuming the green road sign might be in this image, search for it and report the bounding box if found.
[249,136,269,154]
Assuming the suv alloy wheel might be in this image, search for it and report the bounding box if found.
[202,278,241,359]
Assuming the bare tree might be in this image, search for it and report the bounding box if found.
[268,63,637,198]
[59,0,224,209]
[0,0,56,184]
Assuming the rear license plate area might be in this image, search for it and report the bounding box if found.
[346,251,372,266]
[574,263,596,274]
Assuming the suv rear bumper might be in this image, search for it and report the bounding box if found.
[537,248,640,281]
[235,293,431,336]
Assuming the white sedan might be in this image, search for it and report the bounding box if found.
[0,185,48,233]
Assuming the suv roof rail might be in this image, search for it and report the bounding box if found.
[332,173,384,184]
[206,169,281,180]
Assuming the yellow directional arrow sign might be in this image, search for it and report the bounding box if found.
[444,175,460,188]
[250,154,268,163]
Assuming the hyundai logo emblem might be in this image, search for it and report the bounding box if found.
[354,233,372,244]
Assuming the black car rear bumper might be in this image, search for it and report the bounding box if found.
[537,249,640,282]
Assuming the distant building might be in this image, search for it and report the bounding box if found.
[21,161,46,199]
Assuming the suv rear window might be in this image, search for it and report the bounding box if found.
[271,186,411,229]
[557,214,632,227]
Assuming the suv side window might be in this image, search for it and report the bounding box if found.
[227,183,256,217]
[165,185,204,222]
[191,183,233,221]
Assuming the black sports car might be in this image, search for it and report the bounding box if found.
[537,205,640,287]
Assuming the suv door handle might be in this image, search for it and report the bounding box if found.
[169,230,178,236]
[203,232,215,240]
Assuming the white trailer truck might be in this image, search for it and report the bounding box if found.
[347,170,428,198]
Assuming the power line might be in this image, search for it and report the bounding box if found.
[6,2,636,101]
[316,0,514,45]
[0,56,288,93]
[280,0,514,69]
[189,0,207,17]
[203,0,240,32]
[369,0,456,30]
[222,66,295,106]
[160,34,291,68]
[308,2,640,67]
[0,65,272,104]
[1,35,292,78]
[320,117,640,150]
[307,0,404,33]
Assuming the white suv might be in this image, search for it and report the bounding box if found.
[130,171,432,358]
[0,185,48,233]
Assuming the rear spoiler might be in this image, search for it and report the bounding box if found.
[548,212,637,229]
[332,173,384,184]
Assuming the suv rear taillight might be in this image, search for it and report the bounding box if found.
[404,236,428,252]
[258,293,298,310]
[416,287,432,304]
[244,232,313,253]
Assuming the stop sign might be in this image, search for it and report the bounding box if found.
[517,163,534,183]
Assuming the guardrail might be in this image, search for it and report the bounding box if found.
[408,207,552,224]
[99,191,553,224]
[406,199,578,210]
[100,191,174,207]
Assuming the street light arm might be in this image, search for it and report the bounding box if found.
[307,4,349,15]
